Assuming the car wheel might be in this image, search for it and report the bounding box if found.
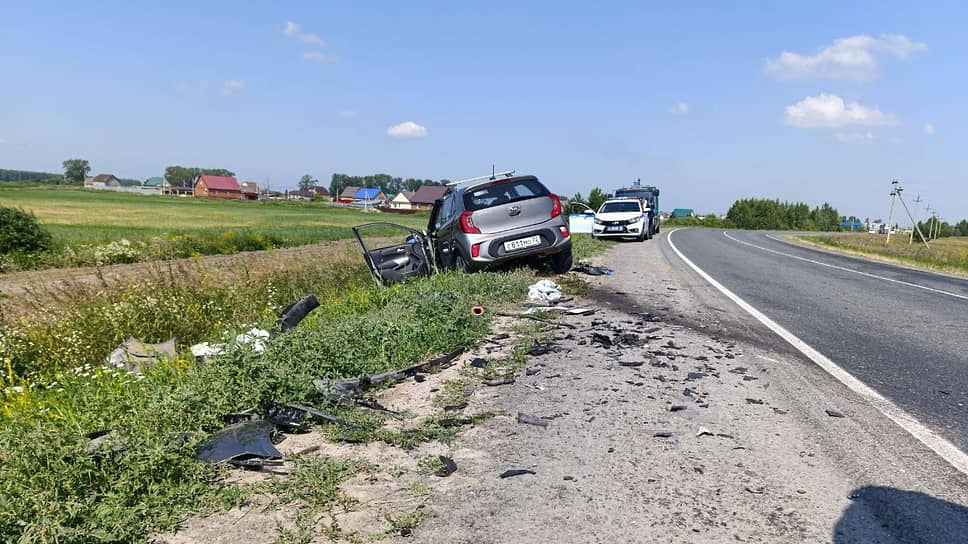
[455,253,478,273]
[548,247,573,274]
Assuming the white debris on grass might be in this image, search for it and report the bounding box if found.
[235,328,270,353]
[528,279,562,302]
[190,342,224,358]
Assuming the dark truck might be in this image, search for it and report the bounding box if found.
[613,183,660,238]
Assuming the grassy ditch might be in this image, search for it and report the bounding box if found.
[0,266,530,542]
[0,232,611,542]
[797,233,968,276]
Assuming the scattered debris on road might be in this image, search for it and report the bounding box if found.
[107,336,176,374]
[517,412,549,428]
[499,469,537,479]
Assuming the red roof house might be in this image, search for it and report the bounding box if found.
[409,185,449,210]
[194,175,242,200]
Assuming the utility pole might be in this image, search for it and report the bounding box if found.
[885,179,899,245]
[909,194,922,244]
[896,188,930,249]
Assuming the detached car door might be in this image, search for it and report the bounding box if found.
[352,223,435,286]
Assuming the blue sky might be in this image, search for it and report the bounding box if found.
[1,1,965,221]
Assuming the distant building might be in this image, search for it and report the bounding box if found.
[409,185,449,211]
[194,174,242,199]
[287,190,315,200]
[241,181,260,200]
[309,186,330,198]
[336,186,360,203]
[352,187,387,206]
[143,176,164,188]
[389,191,416,210]
[670,208,695,218]
[84,174,121,189]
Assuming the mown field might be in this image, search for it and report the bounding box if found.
[797,233,968,276]
[0,185,428,270]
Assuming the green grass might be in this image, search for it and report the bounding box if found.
[0,185,428,270]
[0,262,532,542]
[797,233,968,276]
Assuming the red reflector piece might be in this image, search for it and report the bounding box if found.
[471,243,481,258]
[549,194,562,218]
[459,210,481,234]
[558,225,570,238]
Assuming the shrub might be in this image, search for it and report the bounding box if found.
[0,206,51,254]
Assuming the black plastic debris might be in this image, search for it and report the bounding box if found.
[572,263,612,276]
[275,294,320,334]
[728,366,748,374]
[283,403,357,428]
[443,403,467,412]
[413,374,426,383]
[435,455,457,477]
[500,469,536,479]
[470,357,490,368]
[686,372,705,381]
[196,421,283,468]
[745,398,764,405]
[825,409,846,418]
[223,410,260,425]
[314,348,463,399]
[669,405,687,412]
[517,412,549,428]
[529,341,555,356]
[616,333,646,347]
[525,366,541,376]
[484,377,515,387]
[591,333,613,348]
[652,430,673,438]
[618,360,644,367]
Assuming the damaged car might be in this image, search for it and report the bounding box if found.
[354,172,572,285]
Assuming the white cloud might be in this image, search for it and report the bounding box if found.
[220,80,244,96]
[923,122,935,135]
[784,93,897,128]
[670,102,689,115]
[283,21,324,46]
[338,110,356,118]
[303,51,336,62]
[766,34,925,80]
[386,121,428,138]
[835,131,874,143]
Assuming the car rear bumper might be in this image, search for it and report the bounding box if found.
[458,220,572,265]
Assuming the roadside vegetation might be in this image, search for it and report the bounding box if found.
[0,185,428,271]
[796,233,968,276]
[0,231,610,542]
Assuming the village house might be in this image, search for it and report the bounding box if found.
[241,181,260,200]
[352,187,387,207]
[409,185,448,211]
[389,190,415,210]
[336,186,360,203]
[194,174,243,200]
[84,174,121,189]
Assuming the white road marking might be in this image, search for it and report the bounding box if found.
[723,231,968,302]
[666,228,968,476]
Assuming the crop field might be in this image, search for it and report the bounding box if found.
[0,185,429,270]
[796,233,968,275]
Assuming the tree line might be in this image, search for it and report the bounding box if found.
[328,173,449,198]
[0,168,64,183]
[725,198,843,231]
[916,218,968,238]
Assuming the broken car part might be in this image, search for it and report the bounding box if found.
[195,421,283,467]
[276,294,320,334]
[107,336,176,374]
[516,412,549,428]
[500,469,537,479]
[435,455,458,477]
[313,348,464,399]
[571,263,612,276]
[353,223,436,287]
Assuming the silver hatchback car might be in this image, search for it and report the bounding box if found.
[353,173,572,285]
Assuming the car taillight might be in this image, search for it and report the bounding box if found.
[459,210,481,234]
[550,194,562,218]
[558,225,569,238]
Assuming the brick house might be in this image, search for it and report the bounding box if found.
[409,185,449,211]
[194,175,243,199]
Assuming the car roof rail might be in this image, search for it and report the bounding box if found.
[447,169,515,186]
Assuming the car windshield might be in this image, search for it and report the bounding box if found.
[462,178,550,211]
[599,201,641,213]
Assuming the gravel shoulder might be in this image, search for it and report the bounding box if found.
[401,230,968,543]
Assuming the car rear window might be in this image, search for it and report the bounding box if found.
[462,178,550,211]
[600,201,641,213]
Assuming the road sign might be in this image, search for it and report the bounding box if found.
[841,221,862,227]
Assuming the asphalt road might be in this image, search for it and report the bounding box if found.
[667,228,968,452]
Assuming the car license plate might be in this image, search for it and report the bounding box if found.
[504,235,542,252]
[606,225,625,232]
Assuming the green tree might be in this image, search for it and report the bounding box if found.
[587,187,609,212]
[61,159,90,184]
[298,174,317,191]
[0,206,52,254]
[164,166,237,187]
